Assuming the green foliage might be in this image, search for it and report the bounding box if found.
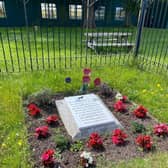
[27,88,53,106]
[70,140,84,152]
[1,66,168,167]
[100,83,115,97]
[131,121,146,133]
[54,135,69,152]
[123,0,140,14]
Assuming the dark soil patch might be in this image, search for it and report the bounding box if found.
[24,90,168,168]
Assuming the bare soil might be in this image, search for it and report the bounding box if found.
[24,90,168,168]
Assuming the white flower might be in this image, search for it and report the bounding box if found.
[80,151,93,165]
[115,93,123,100]
[80,151,86,158]
[88,157,93,164]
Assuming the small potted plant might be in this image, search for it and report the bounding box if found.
[135,135,153,151]
[80,68,91,94]
[35,126,49,139]
[27,103,41,117]
[133,105,148,118]
[87,132,103,150]
[111,129,128,145]
[153,123,168,137]
[46,115,59,126]
[41,149,55,167]
[113,100,127,112]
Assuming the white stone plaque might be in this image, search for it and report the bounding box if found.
[56,94,122,139]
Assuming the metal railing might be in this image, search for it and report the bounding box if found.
[0,0,167,73]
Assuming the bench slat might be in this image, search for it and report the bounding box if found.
[89,42,135,47]
[84,32,132,37]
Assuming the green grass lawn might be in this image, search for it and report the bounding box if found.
[0,65,168,167]
[0,27,167,72]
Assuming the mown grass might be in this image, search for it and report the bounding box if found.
[0,65,168,167]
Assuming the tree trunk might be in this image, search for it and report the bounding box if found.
[125,11,132,27]
[83,0,96,29]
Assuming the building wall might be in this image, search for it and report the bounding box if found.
[0,0,137,27]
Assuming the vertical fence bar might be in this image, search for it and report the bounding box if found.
[20,27,27,71]
[33,26,39,70]
[153,1,168,71]
[85,0,90,66]
[80,19,83,67]
[141,0,156,64]
[134,0,148,57]
[58,23,61,69]
[146,0,160,70]
[40,27,45,70]
[0,33,8,72]
[13,27,21,72]
[23,0,33,71]
[52,26,56,69]
[6,28,14,72]
[139,0,152,67]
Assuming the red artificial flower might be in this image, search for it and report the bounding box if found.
[35,126,49,138]
[46,115,59,125]
[153,123,168,136]
[94,78,101,87]
[133,105,148,118]
[27,103,41,117]
[41,149,55,166]
[135,135,153,150]
[83,68,91,76]
[121,96,128,103]
[87,132,103,149]
[83,76,91,84]
[112,129,127,145]
[113,100,127,112]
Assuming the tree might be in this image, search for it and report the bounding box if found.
[123,0,141,26]
[83,0,96,29]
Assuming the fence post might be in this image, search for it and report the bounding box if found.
[134,0,148,57]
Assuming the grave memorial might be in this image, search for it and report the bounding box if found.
[56,93,122,139]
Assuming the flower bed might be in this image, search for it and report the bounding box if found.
[23,69,168,168]
[23,88,168,168]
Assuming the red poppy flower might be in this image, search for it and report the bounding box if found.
[94,78,101,87]
[35,126,49,138]
[46,115,59,125]
[83,68,91,75]
[83,76,91,84]
[41,149,55,166]
[27,103,41,116]
[113,100,127,112]
[133,105,148,118]
[135,135,152,150]
[112,129,127,145]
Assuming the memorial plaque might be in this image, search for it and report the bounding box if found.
[56,94,122,139]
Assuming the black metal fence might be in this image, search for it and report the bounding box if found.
[0,0,167,73]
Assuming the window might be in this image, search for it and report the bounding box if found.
[41,3,57,19]
[95,6,105,20]
[0,1,6,18]
[69,4,82,20]
[115,7,125,21]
